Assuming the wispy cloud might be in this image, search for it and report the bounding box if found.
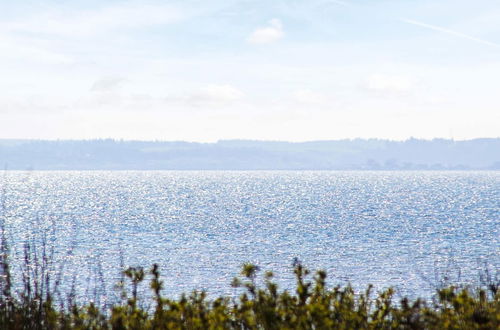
[161,85,245,108]
[190,84,244,104]
[328,0,351,7]
[91,77,126,92]
[2,3,183,37]
[0,34,73,64]
[401,18,500,48]
[247,19,284,44]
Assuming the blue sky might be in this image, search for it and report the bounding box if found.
[1,0,499,141]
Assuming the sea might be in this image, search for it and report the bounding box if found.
[1,171,498,303]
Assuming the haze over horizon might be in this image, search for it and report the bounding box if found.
[1,0,499,142]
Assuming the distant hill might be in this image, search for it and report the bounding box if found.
[0,138,499,170]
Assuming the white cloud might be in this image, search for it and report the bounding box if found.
[247,19,284,44]
[294,89,326,104]
[91,77,126,92]
[188,84,244,106]
[365,74,413,93]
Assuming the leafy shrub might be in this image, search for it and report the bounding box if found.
[0,255,499,329]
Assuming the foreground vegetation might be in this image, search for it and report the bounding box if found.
[0,256,498,330]
[0,211,498,329]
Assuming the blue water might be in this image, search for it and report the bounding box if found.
[1,171,498,303]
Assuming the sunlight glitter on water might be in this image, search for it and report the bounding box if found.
[1,171,498,302]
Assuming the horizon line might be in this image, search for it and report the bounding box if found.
[1,137,499,144]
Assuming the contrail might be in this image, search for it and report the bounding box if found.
[401,18,500,48]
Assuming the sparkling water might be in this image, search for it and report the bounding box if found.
[1,171,498,302]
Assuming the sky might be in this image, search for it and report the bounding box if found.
[1,0,499,142]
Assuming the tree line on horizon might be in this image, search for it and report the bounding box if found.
[0,138,499,170]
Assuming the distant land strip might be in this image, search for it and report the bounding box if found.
[0,138,499,170]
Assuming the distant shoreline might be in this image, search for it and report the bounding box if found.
[1,138,499,170]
